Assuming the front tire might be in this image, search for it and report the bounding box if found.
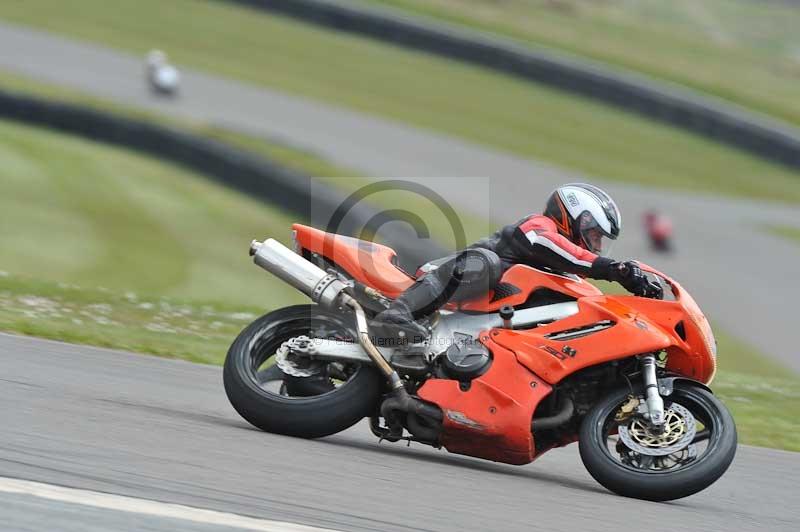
[579,383,736,501]
[223,305,382,438]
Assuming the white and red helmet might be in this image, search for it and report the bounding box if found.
[544,183,622,255]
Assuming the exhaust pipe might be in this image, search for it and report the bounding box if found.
[249,238,403,390]
[250,239,347,309]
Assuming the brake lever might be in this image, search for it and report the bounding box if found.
[644,280,664,300]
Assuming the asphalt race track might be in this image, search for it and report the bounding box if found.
[1,334,799,532]
[0,19,799,532]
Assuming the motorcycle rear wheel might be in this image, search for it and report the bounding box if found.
[223,305,382,438]
[579,383,736,501]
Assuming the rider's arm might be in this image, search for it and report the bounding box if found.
[513,216,614,279]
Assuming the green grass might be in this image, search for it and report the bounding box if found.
[713,328,800,451]
[713,372,800,452]
[0,274,258,364]
[1,1,799,203]
[764,224,800,246]
[365,0,800,126]
[0,118,307,308]
[0,69,492,248]
[0,114,325,361]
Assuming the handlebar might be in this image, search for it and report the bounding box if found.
[636,262,672,300]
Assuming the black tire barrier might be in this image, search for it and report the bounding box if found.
[226,0,800,170]
[0,88,444,268]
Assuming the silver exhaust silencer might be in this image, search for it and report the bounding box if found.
[249,239,347,309]
[249,238,405,389]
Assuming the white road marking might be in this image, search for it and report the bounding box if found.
[0,477,340,532]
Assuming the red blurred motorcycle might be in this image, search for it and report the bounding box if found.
[644,210,674,252]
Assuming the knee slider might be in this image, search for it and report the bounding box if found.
[451,248,503,301]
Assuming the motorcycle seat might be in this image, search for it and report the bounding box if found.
[292,224,415,298]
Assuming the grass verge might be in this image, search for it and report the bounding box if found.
[712,329,800,451]
[0,69,492,248]
[0,117,306,308]
[763,224,800,246]
[0,274,254,364]
[0,112,315,362]
[0,1,799,203]
[364,0,800,126]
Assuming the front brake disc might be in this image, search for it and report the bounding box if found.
[618,403,697,456]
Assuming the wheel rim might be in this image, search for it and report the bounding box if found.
[246,314,363,399]
[598,390,722,474]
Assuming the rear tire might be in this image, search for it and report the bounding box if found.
[579,383,736,501]
[223,305,382,438]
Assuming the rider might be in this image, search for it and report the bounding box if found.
[372,183,658,340]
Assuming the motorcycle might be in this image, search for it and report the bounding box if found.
[145,50,180,97]
[643,210,674,253]
[224,224,736,501]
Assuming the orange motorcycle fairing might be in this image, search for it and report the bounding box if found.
[292,223,414,298]
[490,290,715,385]
[455,264,602,312]
[490,296,673,385]
[417,335,552,465]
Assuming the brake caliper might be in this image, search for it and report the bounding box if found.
[615,395,640,422]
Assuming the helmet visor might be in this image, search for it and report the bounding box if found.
[578,211,616,256]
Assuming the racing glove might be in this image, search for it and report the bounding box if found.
[592,259,662,298]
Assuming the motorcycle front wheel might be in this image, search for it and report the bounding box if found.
[579,383,736,501]
[223,305,382,438]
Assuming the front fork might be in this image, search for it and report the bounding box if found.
[640,354,666,427]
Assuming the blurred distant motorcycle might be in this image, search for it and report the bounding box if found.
[644,210,674,252]
[224,224,736,501]
[146,50,180,97]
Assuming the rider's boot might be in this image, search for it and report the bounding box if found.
[371,274,447,343]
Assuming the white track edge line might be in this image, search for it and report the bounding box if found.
[0,477,340,532]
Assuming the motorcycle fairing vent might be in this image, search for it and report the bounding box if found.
[545,320,615,341]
